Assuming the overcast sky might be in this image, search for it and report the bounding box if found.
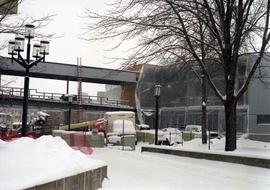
[1,0,122,96]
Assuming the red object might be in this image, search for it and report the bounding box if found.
[95,120,106,133]
[61,133,74,146]
[79,146,93,155]
[69,132,93,155]
[73,132,89,147]
[72,146,93,155]
[0,131,35,141]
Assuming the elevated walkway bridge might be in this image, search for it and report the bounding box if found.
[0,87,136,111]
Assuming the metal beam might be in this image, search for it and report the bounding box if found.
[0,56,137,85]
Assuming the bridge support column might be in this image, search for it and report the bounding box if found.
[66,80,69,94]
[68,102,71,131]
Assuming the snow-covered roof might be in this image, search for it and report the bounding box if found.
[105,111,135,115]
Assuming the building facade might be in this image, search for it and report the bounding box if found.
[134,54,270,141]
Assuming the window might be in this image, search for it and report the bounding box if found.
[257,115,270,124]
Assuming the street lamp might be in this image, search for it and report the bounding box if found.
[68,95,73,131]
[8,24,50,136]
[154,84,161,145]
[192,65,208,145]
[60,94,75,131]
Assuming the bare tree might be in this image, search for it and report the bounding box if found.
[0,0,56,49]
[0,0,56,88]
[84,0,270,151]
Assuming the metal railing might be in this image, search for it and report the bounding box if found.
[0,86,131,108]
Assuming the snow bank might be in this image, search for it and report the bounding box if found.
[0,136,106,190]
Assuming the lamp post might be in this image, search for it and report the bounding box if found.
[8,24,50,136]
[154,84,161,145]
[60,94,74,131]
[192,66,208,145]
[68,95,73,131]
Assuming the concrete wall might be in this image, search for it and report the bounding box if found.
[26,166,107,190]
[141,146,270,169]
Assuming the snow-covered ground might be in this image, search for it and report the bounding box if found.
[1,135,270,190]
[0,136,106,190]
[152,136,270,159]
[91,139,270,190]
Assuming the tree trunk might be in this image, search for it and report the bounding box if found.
[224,99,237,151]
[201,74,207,144]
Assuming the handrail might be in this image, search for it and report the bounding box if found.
[0,86,131,108]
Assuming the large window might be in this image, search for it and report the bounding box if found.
[257,115,270,124]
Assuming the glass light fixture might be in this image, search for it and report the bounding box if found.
[14,36,25,52]
[8,41,17,55]
[32,44,41,58]
[40,40,50,55]
[154,85,161,97]
[25,24,35,38]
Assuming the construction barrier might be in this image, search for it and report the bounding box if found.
[73,132,93,155]
[61,132,75,146]
[52,130,94,155]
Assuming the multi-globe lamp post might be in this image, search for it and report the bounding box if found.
[67,95,74,131]
[154,84,161,145]
[8,24,50,136]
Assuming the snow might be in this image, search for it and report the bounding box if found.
[143,137,270,160]
[173,137,270,159]
[159,128,182,144]
[202,101,206,106]
[139,129,183,143]
[91,142,270,190]
[163,133,182,145]
[185,125,202,132]
[0,136,106,190]
[234,89,238,97]
[37,111,50,117]
[1,134,270,190]
[105,111,135,115]
[107,135,121,144]
[137,124,150,129]
[107,135,137,145]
